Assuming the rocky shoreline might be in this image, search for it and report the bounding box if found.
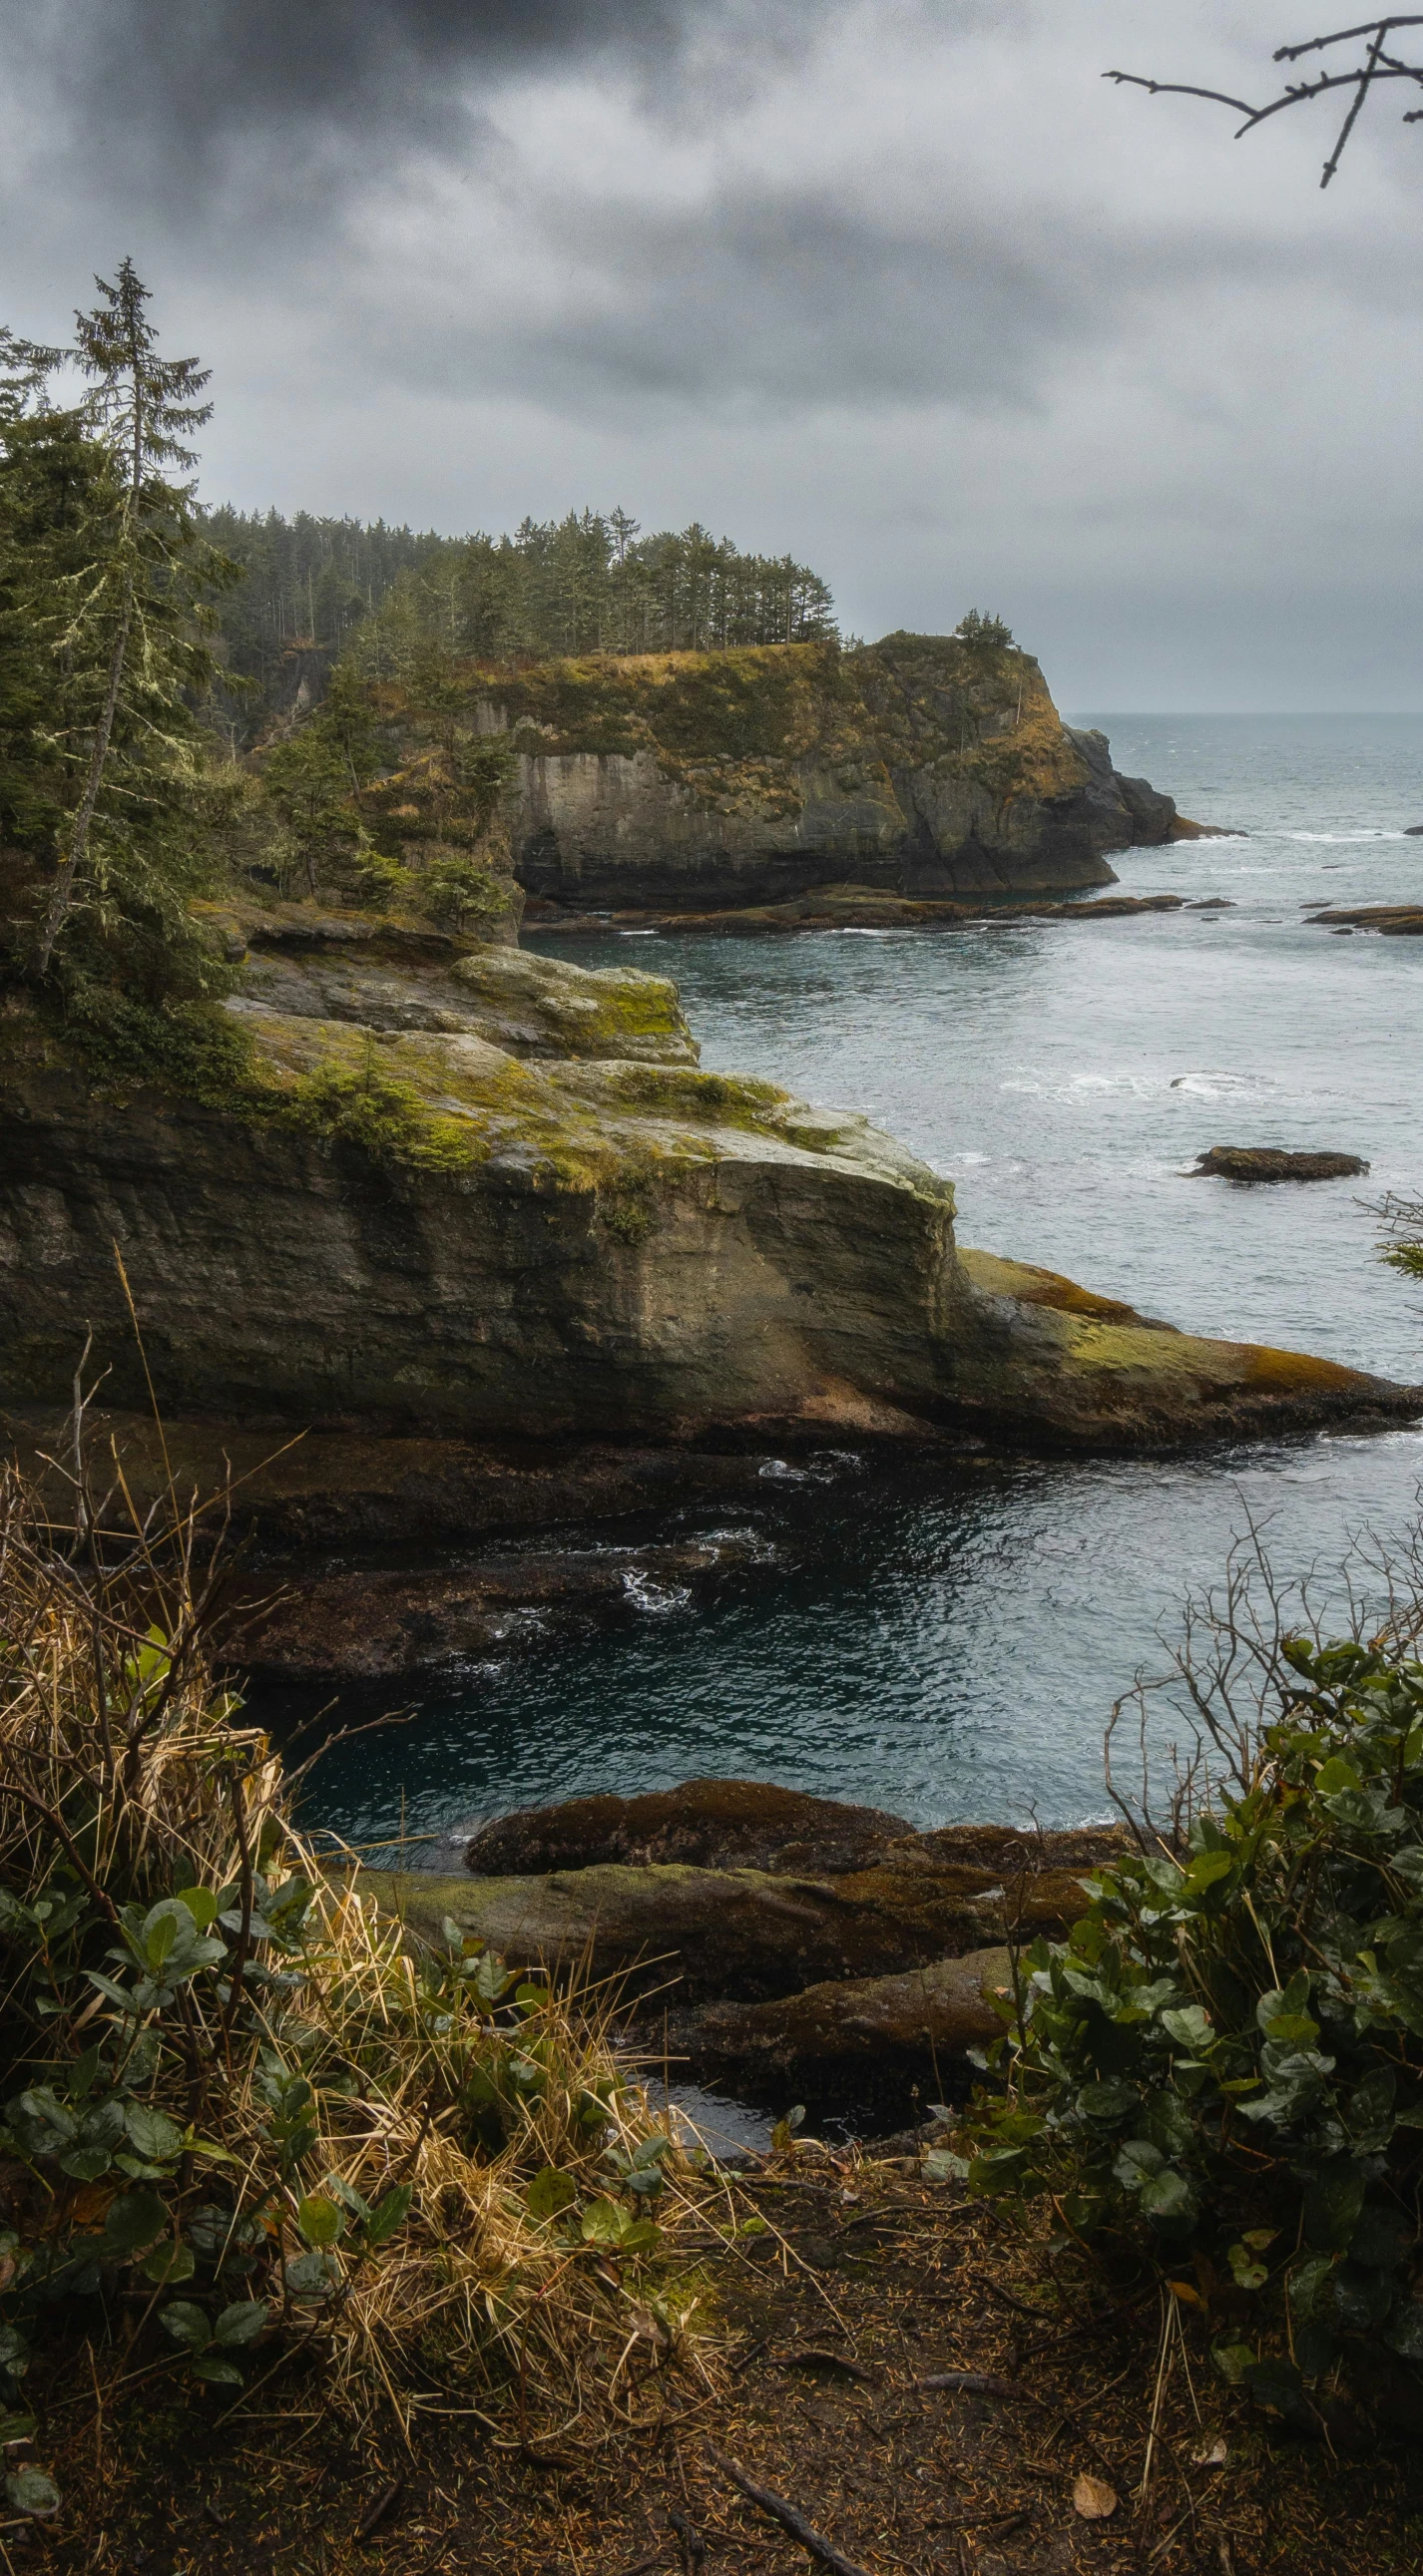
[356,1778,1126,2103]
[525,886,1200,936]
[479,634,1216,912]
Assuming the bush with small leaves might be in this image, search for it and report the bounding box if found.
[965,1628,1423,2432]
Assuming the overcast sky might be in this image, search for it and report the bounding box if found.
[3,0,1421,708]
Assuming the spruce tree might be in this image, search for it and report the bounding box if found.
[27,260,236,983]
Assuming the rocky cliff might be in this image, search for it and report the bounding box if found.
[0,912,1412,1474]
[434,632,1204,911]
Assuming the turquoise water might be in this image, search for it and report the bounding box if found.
[301,714,1423,1849]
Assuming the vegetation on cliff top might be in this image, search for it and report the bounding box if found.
[205,504,838,737]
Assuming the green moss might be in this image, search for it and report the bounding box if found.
[45,991,273,1115]
[276,1057,484,1171]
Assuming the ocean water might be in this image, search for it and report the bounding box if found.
[301,714,1423,1851]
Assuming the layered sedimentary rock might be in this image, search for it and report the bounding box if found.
[0,918,1414,1454]
[461,633,1211,911]
[357,1783,1130,2084]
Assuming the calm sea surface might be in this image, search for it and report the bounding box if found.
[302,714,1423,1851]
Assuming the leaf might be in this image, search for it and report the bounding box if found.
[1140,2168,1195,2223]
[580,2198,627,2245]
[284,2250,338,2299]
[363,2184,414,2247]
[922,2149,969,2184]
[296,2192,344,2249]
[526,2168,578,2225]
[1384,2299,1423,2361]
[1160,2006,1214,2050]
[141,2240,196,2287]
[5,2468,59,2518]
[1226,2242,1269,2294]
[1211,2342,1257,2386]
[1288,2254,1334,2319]
[1302,2160,1367,2253]
[1243,2357,1313,2426]
[159,2302,212,2354]
[213,2302,267,2348]
[190,2356,243,2386]
[1182,1851,1234,1896]
[102,2189,169,2257]
[632,2134,674,2170]
[174,1887,221,1932]
[1315,1756,1362,1795]
[59,2145,114,2182]
[1190,2436,1228,2467]
[125,2103,186,2163]
[1073,2474,1118,2520]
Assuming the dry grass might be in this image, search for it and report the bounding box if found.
[0,1401,719,2509]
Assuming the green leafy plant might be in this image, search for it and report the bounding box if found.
[965,1535,1423,2436]
[0,1412,710,2501]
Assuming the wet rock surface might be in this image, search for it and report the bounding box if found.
[357,1781,1128,2082]
[229,1537,765,1680]
[1193,1145,1370,1183]
[527,887,1191,936]
[1306,903,1423,934]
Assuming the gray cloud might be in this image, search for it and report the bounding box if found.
[8,0,807,206]
[1,0,1421,705]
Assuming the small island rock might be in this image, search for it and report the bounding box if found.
[1193,1145,1369,1184]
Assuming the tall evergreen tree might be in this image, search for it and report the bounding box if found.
[29,260,236,981]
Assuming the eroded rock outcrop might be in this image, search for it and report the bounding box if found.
[0,919,1414,1455]
[461,634,1214,910]
[355,1782,1131,2086]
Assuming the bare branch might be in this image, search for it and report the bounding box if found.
[1106,17,1423,186]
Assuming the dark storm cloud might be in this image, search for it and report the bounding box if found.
[10,0,791,196]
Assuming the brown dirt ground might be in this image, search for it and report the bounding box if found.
[15,2158,1423,2576]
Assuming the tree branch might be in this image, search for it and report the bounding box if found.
[1106,17,1423,185]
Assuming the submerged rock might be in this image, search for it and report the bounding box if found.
[1193,1146,1370,1183]
[229,1539,761,1680]
[1305,904,1423,936]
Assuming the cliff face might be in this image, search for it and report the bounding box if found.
[454,633,1189,911]
[0,922,1413,1460]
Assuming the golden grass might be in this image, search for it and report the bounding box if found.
[0,1405,719,2475]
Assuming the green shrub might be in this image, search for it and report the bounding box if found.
[0,1443,705,2504]
[965,1556,1423,2432]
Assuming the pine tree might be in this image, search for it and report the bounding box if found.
[30,259,236,980]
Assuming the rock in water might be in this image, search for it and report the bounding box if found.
[464,1779,918,1878]
[484,635,1204,910]
[1193,1145,1369,1183]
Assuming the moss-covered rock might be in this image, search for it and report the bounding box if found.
[356,1860,1084,2003]
[0,913,1414,1450]
[448,634,1201,910]
[450,946,697,1063]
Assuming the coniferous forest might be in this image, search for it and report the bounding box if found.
[204,502,839,730]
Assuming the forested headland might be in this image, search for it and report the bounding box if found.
[204,502,838,733]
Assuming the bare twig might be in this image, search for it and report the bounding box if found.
[1106,16,1423,186]
[707,2450,875,2576]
